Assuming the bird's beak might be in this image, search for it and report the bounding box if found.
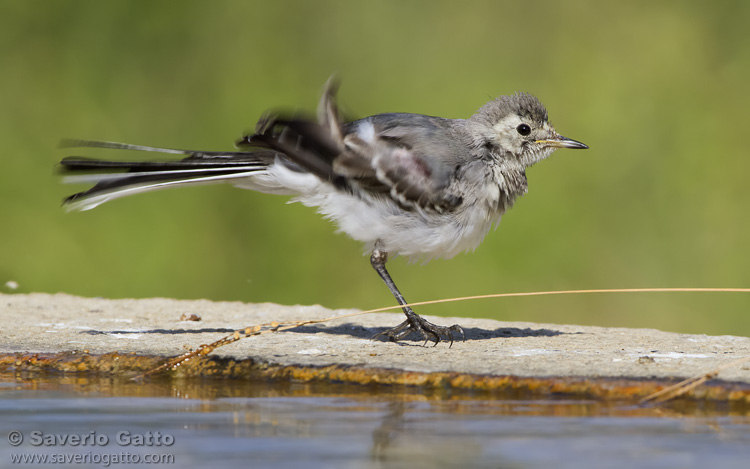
[536,135,588,149]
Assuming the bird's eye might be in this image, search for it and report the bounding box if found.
[516,123,531,136]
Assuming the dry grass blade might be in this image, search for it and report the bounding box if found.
[639,356,750,404]
[134,311,369,380]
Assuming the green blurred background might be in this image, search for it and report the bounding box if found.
[2,0,749,335]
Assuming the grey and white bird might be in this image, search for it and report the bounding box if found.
[60,79,587,345]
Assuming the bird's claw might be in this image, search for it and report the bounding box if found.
[372,315,465,347]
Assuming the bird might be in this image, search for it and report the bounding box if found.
[59,79,588,346]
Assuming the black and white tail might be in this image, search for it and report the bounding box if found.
[60,79,356,211]
[59,140,276,211]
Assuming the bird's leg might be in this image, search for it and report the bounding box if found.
[369,248,465,346]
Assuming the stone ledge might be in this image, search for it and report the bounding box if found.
[2,293,750,402]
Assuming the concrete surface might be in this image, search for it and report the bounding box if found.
[2,293,750,387]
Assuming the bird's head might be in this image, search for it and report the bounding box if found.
[469,93,587,167]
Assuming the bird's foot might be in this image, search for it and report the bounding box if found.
[372,313,465,347]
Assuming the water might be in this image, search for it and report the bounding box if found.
[1,374,749,468]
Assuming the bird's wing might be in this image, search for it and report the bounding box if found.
[336,119,463,213]
[238,81,463,213]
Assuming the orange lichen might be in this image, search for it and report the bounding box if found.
[2,352,750,407]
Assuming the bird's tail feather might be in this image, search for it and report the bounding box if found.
[59,140,275,211]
